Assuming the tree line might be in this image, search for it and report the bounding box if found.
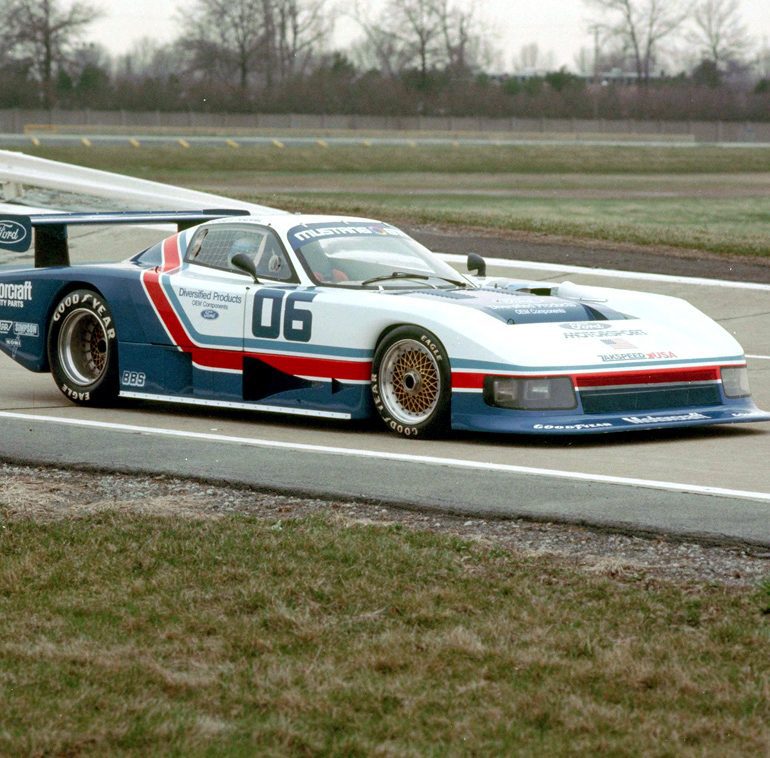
[0,0,768,121]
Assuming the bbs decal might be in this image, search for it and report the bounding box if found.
[252,289,317,342]
[122,371,146,388]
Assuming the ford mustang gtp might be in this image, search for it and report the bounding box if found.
[0,209,767,437]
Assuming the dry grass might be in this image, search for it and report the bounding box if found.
[20,142,770,176]
[1,504,768,756]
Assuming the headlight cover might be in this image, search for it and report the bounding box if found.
[721,366,751,398]
[484,376,577,410]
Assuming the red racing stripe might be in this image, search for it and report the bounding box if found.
[451,365,728,391]
[452,372,486,390]
[191,348,371,381]
[141,235,193,348]
[574,366,722,388]
[250,353,372,381]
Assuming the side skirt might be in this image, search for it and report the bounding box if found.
[119,391,352,420]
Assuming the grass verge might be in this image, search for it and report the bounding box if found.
[247,192,770,258]
[1,509,768,755]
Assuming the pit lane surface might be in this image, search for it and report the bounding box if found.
[0,228,768,545]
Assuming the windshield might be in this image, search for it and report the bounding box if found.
[287,221,467,288]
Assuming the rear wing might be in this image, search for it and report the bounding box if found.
[0,208,250,267]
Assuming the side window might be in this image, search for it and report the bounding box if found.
[186,226,296,282]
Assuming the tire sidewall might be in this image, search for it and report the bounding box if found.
[48,289,118,405]
[371,326,451,438]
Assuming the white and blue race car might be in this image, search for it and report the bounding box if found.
[0,209,767,437]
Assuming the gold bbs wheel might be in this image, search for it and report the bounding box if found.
[380,339,440,423]
[372,327,450,437]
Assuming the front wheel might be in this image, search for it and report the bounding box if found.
[371,326,451,438]
[47,289,118,405]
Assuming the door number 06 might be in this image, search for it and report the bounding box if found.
[252,289,317,343]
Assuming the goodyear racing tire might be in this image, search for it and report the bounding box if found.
[47,289,118,405]
[371,326,451,438]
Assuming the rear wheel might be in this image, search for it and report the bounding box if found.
[371,326,450,438]
[48,289,118,405]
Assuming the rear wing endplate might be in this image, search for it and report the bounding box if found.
[0,208,250,267]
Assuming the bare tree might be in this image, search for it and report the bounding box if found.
[584,0,691,83]
[437,0,492,74]
[184,0,328,95]
[393,0,443,84]
[273,0,329,83]
[688,0,751,71]
[1,0,102,107]
[353,0,489,83]
[185,0,263,93]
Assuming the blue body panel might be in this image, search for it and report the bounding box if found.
[450,389,768,435]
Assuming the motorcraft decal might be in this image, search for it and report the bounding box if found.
[0,280,32,308]
[623,412,710,424]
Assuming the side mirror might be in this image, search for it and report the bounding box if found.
[467,253,486,278]
[231,252,260,282]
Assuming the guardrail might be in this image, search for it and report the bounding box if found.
[1,110,769,143]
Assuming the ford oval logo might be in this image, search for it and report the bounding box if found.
[0,220,28,244]
[201,309,219,320]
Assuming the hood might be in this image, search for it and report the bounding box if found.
[401,287,628,325]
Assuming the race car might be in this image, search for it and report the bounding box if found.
[0,209,767,437]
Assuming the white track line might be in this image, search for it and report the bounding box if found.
[439,253,770,291]
[2,411,769,503]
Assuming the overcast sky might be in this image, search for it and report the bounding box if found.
[92,0,770,72]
